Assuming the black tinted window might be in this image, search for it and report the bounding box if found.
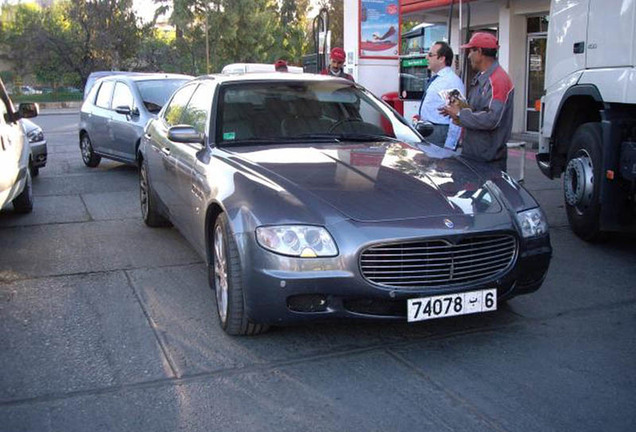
[95,81,114,109]
[163,84,196,126]
[218,81,400,142]
[137,79,189,114]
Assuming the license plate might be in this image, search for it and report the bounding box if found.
[407,289,497,322]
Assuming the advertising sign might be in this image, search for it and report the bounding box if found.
[359,0,400,58]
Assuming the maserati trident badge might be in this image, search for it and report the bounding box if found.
[444,219,454,229]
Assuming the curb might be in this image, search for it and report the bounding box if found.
[39,109,80,116]
[37,101,82,109]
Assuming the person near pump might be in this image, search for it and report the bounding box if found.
[321,47,355,82]
[274,59,288,72]
[417,41,464,150]
[439,32,514,172]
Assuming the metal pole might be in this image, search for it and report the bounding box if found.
[447,0,454,42]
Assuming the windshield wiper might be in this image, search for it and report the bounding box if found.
[221,138,283,146]
[221,135,340,146]
[336,133,398,142]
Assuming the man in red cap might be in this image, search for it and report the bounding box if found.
[440,32,514,172]
[274,59,288,72]
[321,47,354,82]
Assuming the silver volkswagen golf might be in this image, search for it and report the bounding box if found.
[139,73,552,336]
[79,73,192,167]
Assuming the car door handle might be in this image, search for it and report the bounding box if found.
[161,147,171,157]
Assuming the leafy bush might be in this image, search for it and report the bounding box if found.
[11,91,83,103]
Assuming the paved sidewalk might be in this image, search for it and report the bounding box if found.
[39,107,80,116]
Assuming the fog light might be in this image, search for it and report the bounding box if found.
[287,294,328,312]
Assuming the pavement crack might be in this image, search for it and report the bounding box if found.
[78,194,94,221]
[384,349,511,432]
[0,261,205,285]
[124,270,179,380]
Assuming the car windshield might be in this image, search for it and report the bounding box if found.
[217,81,420,144]
[137,79,190,113]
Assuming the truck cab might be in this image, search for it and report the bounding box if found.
[537,0,636,240]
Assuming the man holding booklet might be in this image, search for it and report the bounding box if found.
[440,32,514,172]
[417,41,465,150]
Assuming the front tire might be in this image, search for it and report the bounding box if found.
[563,122,603,241]
[211,214,268,336]
[12,167,34,213]
[139,161,171,227]
[80,133,101,167]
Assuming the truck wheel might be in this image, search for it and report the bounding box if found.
[563,122,603,241]
[211,214,269,336]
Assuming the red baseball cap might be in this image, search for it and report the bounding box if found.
[330,47,346,62]
[460,32,499,50]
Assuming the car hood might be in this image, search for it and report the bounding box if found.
[227,141,504,222]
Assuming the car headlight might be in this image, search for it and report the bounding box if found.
[516,208,549,238]
[27,128,44,143]
[256,225,338,258]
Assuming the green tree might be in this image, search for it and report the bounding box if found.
[274,0,311,64]
[0,1,143,87]
[155,0,312,72]
[0,4,44,79]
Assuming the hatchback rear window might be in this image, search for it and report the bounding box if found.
[137,79,190,113]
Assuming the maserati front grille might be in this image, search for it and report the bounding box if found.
[360,235,517,288]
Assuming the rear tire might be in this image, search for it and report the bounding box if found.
[211,214,269,336]
[80,133,101,167]
[12,167,34,213]
[139,161,171,227]
[563,122,603,241]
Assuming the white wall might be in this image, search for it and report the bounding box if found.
[499,3,528,133]
[343,0,399,98]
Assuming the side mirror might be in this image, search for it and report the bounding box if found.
[168,125,204,145]
[18,102,39,119]
[414,121,435,137]
[115,105,132,115]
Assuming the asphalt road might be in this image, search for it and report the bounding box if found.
[1,113,635,432]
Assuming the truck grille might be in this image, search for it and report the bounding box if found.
[360,235,517,288]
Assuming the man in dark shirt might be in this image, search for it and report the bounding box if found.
[440,32,514,172]
[321,47,355,82]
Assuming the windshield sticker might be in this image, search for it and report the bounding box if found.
[223,132,236,140]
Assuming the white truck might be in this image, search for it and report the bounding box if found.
[537,0,636,240]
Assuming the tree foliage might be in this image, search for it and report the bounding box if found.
[0,0,316,86]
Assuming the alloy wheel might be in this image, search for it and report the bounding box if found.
[140,165,149,220]
[81,136,92,164]
[214,224,229,324]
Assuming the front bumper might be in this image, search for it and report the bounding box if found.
[236,222,552,325]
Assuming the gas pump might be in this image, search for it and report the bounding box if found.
[399,23,448,122]
[302,8,330,73]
